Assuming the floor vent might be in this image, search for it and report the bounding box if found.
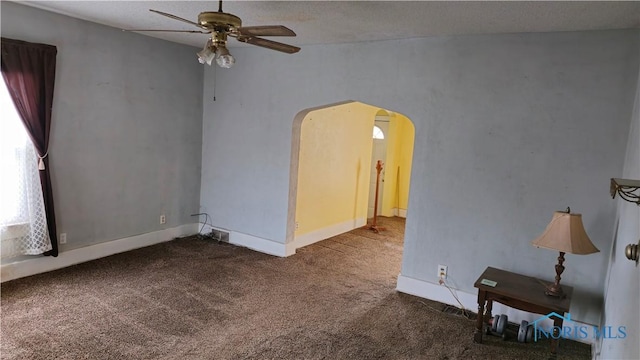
[207,229,230,242]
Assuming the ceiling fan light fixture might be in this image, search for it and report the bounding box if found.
[215,46,235,68]
[197,39,216,65]
[132,0,299,68]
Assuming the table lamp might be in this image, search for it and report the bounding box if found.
[531,208,599,297]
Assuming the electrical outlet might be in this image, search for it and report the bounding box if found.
[438,264,448,279]
[295,222,299,230]
[160,215,166,224]
[59,233,67,244]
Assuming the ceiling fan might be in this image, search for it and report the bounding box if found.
[124,0,300,68]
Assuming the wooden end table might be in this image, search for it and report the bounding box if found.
[473,266,573,354]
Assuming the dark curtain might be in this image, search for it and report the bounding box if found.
[1,37,58,256]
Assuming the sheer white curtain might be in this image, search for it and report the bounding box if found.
[0,80,52,258]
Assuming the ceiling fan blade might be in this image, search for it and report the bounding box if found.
[237,25,296,37]
[123,29,211,34]
[149,9,204,29]
[239,36,300,54]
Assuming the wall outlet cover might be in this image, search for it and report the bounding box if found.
[438,264,448,278]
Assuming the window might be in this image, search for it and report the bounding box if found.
[372,125,385,139]
[0,80,52,258]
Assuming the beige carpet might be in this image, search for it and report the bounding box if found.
[1,217,590,359]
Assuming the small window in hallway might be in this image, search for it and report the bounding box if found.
[372,125,385,139]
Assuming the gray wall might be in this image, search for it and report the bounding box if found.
[1,2,203,251]
[201,30,639,323]
[600,43,640,359]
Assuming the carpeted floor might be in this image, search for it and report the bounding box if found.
[1,217,590,359]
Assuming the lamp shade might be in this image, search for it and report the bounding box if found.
[531,211,599,255]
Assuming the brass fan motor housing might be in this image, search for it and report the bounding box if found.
[198,12,242,30]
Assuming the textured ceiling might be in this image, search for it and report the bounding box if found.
[18,1,640,49]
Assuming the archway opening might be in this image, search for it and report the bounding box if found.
[286,101,415,254]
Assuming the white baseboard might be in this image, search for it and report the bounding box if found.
[1,223,199,283]
[231,230,291,257]
[293,217,367,250]
[396,274,596,346]
[202,224,293,257]
[203,217,368,258]
[397,273,478,310]
[391,208,407,218]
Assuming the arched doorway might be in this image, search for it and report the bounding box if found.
[286,101,415,254]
